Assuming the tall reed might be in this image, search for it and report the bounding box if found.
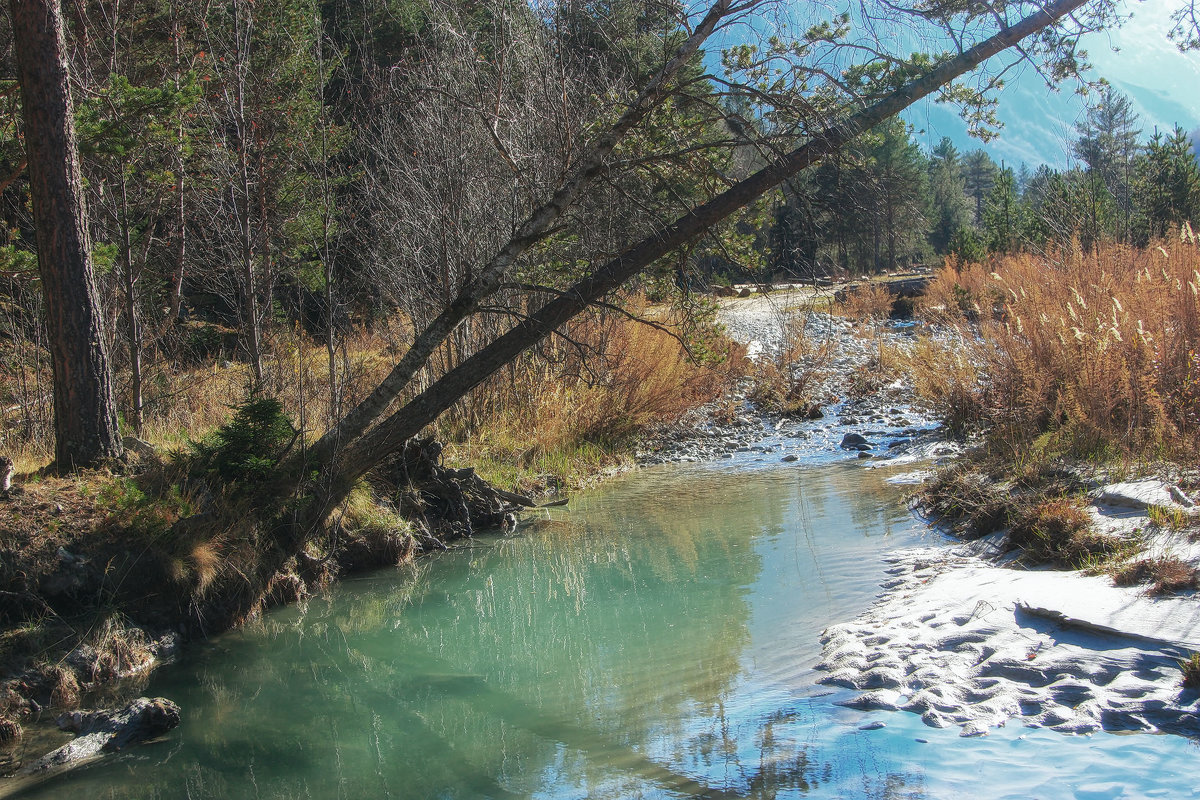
[914,230,1200,461]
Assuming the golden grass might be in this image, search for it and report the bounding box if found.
[913,234,1200,460]
[840,283,895,322]
[2,294,740,495]
[441,308,745,486]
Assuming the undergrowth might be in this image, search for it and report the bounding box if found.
[1112,556,1199,595]
[910,234,1200,463]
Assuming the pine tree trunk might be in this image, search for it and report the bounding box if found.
[11,0,123,470]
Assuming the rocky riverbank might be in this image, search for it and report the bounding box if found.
[637,290,950,468]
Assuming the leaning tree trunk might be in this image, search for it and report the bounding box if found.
[301,0,1097,521]
[11,0,122,471]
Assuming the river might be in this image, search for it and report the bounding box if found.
[12,457,1200,798]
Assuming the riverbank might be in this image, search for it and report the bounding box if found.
[0,284,931,779]
[809,241,1200,738]
[819,475,1200,737]
[672,282,1200,740]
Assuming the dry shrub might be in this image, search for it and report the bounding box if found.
[0,715,20,743]
[1008,498,1118,566]
[916,464,1012,538]
[85,615,156,682]
[919,255,1007,323]
[916,236,1200,460]
[747,316,829,415]
[563,316,739,442]
[1180,653,1200,689]
[444,304,744,481]
[1112,556,1198,595]
[905,336,988,435]
[48,665,80,708]
[840,283,895,322]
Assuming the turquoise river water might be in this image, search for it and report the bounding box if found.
[10,459,1200,799]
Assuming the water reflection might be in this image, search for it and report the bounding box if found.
[9,463,938,799]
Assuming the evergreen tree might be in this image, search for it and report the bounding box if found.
[862,118,928,272]
[1138,125,1200,239]
[1073,87,1141,242]
[10,0,123,469]
[983,164,1023,253]
[962,149,997,226]
[927,137,971,254]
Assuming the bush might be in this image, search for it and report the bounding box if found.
[1112,556,1198,595]
[1008,498,1119,567]
[840,283,894,322]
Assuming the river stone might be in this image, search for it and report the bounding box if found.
[840,433,869,448]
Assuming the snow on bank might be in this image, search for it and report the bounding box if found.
[818,480,1200,738]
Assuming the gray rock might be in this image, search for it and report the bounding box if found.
[840,433,869,449]
[121,436,158,459]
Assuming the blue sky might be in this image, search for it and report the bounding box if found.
[710,0,1199,169]
[905,0,1200,167]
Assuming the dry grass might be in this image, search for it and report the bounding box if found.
[839,283,895,322]
[444,308,745,485]
[1180,652,1200,689]
[3,296,737,493]
[906,335,988,437]
[913,235,1200,461]
[916,463,1013,539]
[1112,555,1199,595]
[746,312,829,416]
[1008,498,1122,567]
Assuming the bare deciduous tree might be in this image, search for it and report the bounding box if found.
[296,0,1107,523]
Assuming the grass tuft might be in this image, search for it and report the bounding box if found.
[1008,498,1121,567]
[1179,652,1200,689]
[1147,504,1191,531]
[1112,556,1199,595]
[916,464,1013,539]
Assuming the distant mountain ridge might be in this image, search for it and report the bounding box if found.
[909,0,1200,166]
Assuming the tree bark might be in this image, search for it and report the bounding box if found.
[303,0,1095,517]
[11,0,123,470]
